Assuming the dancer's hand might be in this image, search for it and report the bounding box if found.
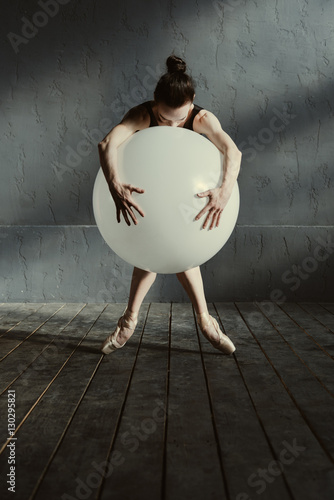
[195,187,230,230]
[109,182,145,225]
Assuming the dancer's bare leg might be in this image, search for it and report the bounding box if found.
[176,266,209,315]
[116,266,156,344]
[176,266,219,342]
[101,266,156,353]
[176,266,235,353]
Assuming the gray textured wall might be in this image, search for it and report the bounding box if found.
[0,0,333,302]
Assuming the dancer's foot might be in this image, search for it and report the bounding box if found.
[100,310,138,354]
[197,312,235,355]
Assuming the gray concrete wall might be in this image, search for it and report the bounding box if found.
[1,0,333,302]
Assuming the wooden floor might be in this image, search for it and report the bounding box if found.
[0,302,334,500]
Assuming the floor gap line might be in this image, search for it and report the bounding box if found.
[0,304,87,396]
[96,303,151,500]
[195,303,231,500]
[235,303,334,466]
[160,301,172,500]
[231,309,295,500]
[0,304,67,363]
[0,304,106,456]
[28,355,105,500]
[275,302,334,360]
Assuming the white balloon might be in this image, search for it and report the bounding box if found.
[93,127,239,274]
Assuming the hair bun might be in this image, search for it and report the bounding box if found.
[166,55,187,74]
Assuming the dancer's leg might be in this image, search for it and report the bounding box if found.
[101,267,156,352]
[176,266,209,315]
[116,266,156,344]
[176,266,218,342]
[176,266,235,353]
[125,267,157,312]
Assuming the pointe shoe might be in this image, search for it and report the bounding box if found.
[100,312,137,355]
[197,312,236,355]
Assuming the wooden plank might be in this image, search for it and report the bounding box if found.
[0,303,108,500]
[0,303,45,338]
[298,303,334,333]
[29,303,149,500]
[223,302,334,499]
[277,302,334,355]
[0,303,65,359]
[320,303,334,315]
[256,302,334,395]
[164,302,226,500]
[1,302,333,500]
[0,304,105,449]
[0,303,85,393]
[98,302,170,500]
[204,302,293,500]
[235,302,334,499]
[0,303,26,323]
[0,302,40,319]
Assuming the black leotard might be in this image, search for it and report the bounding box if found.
[141,101,203,131]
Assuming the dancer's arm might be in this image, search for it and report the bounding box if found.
[98,106,149,225]
[194,110,242,229]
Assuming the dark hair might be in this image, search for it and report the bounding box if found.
[154,55,195,108]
